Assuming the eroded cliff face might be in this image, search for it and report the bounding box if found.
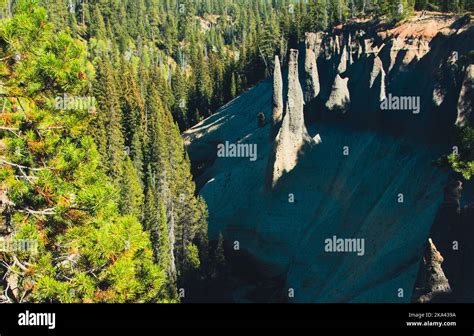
[183,14,474,303]
[309,14,474,139]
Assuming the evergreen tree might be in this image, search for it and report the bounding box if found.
[0,0,167,303]
[119,157,144,219]
[93,57,125,185]
[230,72,237,99]
[215,232,226,270]
[307,0,329,31]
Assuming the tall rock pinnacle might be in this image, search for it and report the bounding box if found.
[412,239,452,303]
[266,49,319,190]
[285,49,306,136]
[347,34,354,65]
[305,32,324,59]
[335,35,341,55]
[304,34,321,103]
[337,45,348,74]
[271,55,284,139]
[370,56,387,102]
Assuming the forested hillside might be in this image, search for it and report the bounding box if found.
[0,0,210,303]
[0,0,473,303]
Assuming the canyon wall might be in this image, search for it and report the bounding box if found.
[183,14,474,303]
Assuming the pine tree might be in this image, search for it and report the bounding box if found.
[215,232,226,270]
[0,0,167,303]
[230,72,237,99]
[119,157,144,219]
[93,57,125,185]
[171,66,189,130]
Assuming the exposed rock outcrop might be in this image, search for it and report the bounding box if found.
[442,180,463,211]
[431,51,459,108]
[376,68,387,103]
[364,38,375,55]
[412,238,452,303]
[356,41,363,59]
[369,56,384,88]
[305,32,324,59]
[432,83,446,107]
[369,56,387,102]
[335,35,341,55]
[424,179,474,302]
[266,49,317,190]
[400,37,430,67]
[456,64,474,127]
[337,46,348,74]
[304,35,321,103]
[271,55,284,138]
[387,38,401,73]
[429,180,462,265]
[348,34,354,65]
[325,74,350,112]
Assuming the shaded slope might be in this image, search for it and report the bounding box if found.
[184,76,449,303]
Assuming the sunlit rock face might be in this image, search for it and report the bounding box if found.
[325,74,350,112]
[266,49,316,190]
[304,33,321,103]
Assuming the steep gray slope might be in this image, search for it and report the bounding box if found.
[183,15,473,303]
[184,76,448,303]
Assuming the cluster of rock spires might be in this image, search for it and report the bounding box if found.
[303,27,434,119]
[303,18,473,139]
[303,33,321,104]
[183,15,474,303]
[266,18,474,191]
[266,50,321,190]
[264,18,474,299]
